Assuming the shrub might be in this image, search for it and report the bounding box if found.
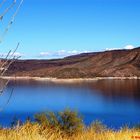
[89,120,107,133]
[34,109,84,136]
[133,124,140,131]
[59,109,84,135]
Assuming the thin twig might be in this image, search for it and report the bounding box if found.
[0,0,24,43]
[0,87,14,112]
[0,0,7,9]
[0,0,16,21]
[0,79,9,95]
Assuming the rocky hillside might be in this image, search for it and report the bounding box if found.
[6,47,140,78]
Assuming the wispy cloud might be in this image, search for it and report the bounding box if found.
[0,52,23,58]
[106,44,135,51]
[39,50,89,58]
[105,48,121,51]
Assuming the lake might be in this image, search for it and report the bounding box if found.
[0,79,140,129]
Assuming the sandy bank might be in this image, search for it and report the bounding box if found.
[1,76,140,83]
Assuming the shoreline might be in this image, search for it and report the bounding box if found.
[1,76,140,83]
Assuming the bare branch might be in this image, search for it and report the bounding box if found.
[0,0,16,21]
[0,0,24,43]
[0,0,23,112]
[0,87,14,112]
[0,43,20,77]
[0,79,9,95]
[0,0,7,9]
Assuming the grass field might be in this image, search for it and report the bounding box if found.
[0,122,140,140]
[0,110,139,140]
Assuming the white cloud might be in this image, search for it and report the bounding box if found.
[105,48,121,51]
[11,52,22,57]
[124,45,134,50]
[55,50,67,56]
[39,50,89,58]
[0,52,23,58]
[39,52,50,56]
[106,45,135,51]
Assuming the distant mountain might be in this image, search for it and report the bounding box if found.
[7,47,140,78]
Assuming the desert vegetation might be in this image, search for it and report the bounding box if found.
[0,109,139,140]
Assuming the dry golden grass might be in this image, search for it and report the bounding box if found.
[0,122,139,140]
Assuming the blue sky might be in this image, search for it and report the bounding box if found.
[0,0,140,59]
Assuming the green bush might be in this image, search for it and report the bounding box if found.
[34,109,84,136]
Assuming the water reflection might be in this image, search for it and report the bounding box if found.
[0,79,140,128]
[11,79,140,100]
[89,80,140,97]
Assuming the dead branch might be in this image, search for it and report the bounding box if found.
[0,0,7,9]
[0,0,23,112]
[0,0,24,43]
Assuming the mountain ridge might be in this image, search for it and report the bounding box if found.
[6,47,140,78]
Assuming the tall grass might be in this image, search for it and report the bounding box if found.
[0,110,139,140]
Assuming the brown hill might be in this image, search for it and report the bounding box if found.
[6,47,140,78]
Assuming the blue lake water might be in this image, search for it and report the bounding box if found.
[0,79,140,129]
